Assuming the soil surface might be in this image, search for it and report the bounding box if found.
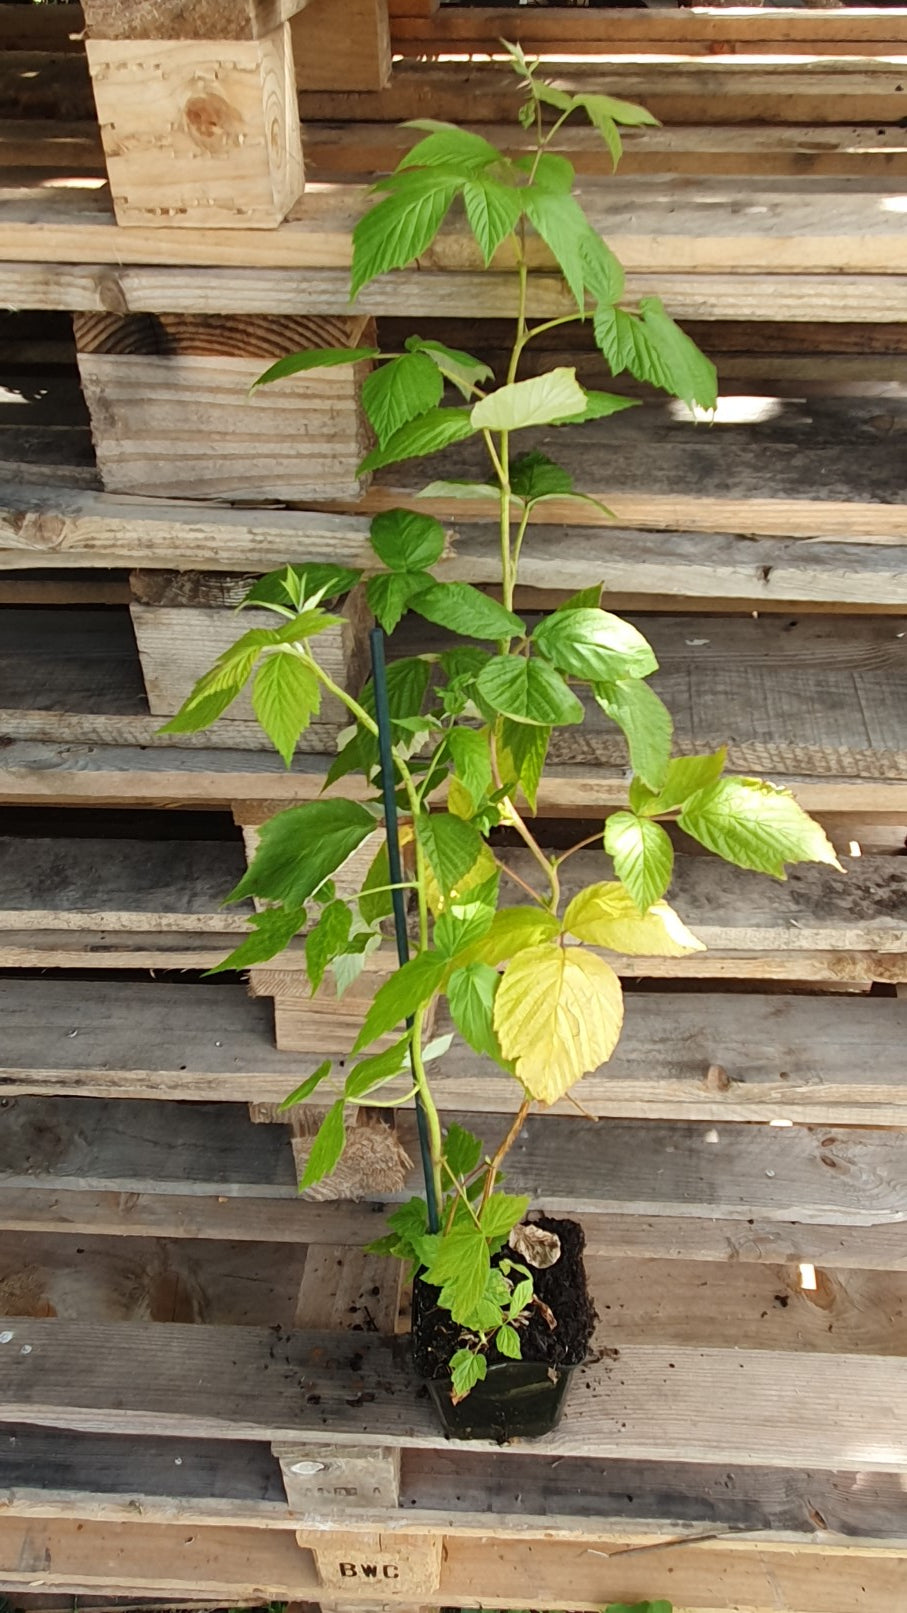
[411,1214,597,1381]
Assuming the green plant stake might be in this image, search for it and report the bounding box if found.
[164,44,843,1421]
[370,622,440,1233]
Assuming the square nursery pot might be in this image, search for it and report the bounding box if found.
[411,1214,595,1443]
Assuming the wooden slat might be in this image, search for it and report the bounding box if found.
[3,1316,907,1472]
[390,7,907,53]
[7,488,907,608]
[4,174,907,277]
[6,978,907,1123]
[4,259,905,323]
[298,57,907,127]
[5,1095,907,1228]
[0,1513,905,1609]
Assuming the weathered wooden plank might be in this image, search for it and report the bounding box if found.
[0,1512,905,1609]
[4,174,907,276]
[391,8,907,52]
[298,57,907,127]
[3,1316,907,1473]
[5,1095,907,1227]
[8,489,907,609]
[0,1230,307,1327]
[292,0,391,92]
[6,978,907,1124]
[3,260,904,323]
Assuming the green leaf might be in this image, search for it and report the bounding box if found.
[462,906,560,968]
[344,1035,411,1100]
[299,1099,346,1191]
[561,389,637,426]
[594,677,672,791]
[495,1323,522,1360]
[418,812,486,904]
[678,777,843,878]
[594,299,718,412]
[421,1223,491,1324]
[450,1347,487,1402]
[604,811,674,912]
[278,1059,332,1112]
[412,582,523,643]
[420,478,498,502]
[253,346,379,389]
[158,643,261,734]
[557,584,603,612]
[523,187,596,311]
[580,92,660,129]
[448,961,502,1061]
[252,651,320,767]
[369,508,446,572]
[533,608,658,683]
[362,656,432,729]
[305,898,354,992]
[229,800,377,908]
[359,839,394,926]
[643,748,727,815]
[480,1193,530,1243]
[352,951,448,1052]
[407,338,494,401]
[366,569,433,634]
[446,727,492,809]
[351,172,459,302]
[497,717,550,813]
[361,352,443,448]
[463,175,523,266]
[471,367,587,433]
[358,406,475,474]
[206,903,306,975]
[398,121,502,174]
[476,656,583,727]
[508,1275,534,1317]
[243,564,360,612]
[434,879,498,959]
[443,1122,483,1181]
[605,1603,673,1613]
[510,449,573,504]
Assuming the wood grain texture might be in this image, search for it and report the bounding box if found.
[73,311,373,500]
[9,977,907,1123]
[8,489,907,611]
[292,0,391,92]
[6,1093,907,1227]
[4,260,905,323]
[87,26,303,229]
[82,0,315,42]
[390,7,907,52]
[4,173,907,275]
[3,1316,907,1472]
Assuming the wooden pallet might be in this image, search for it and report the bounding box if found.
[4,1087,907,1605]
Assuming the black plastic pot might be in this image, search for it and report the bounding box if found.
[422,1355,579,1442]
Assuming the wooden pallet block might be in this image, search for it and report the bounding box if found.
[292,0,391,92]
[85,23,304,229]
[129,572,372,727]
[81,0,316,42]
[73,311,375,500]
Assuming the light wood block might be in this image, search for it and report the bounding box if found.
[129,584,371,728]
[82,0,315,41]
[292,0,390,91]
[73,312,374,500]
[86,25,303,228]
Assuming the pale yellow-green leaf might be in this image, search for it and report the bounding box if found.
[563,881,705,956]
[460,906,560,968]
[493,943,624,1104]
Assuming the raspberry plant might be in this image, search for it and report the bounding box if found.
[166,47,840,1402]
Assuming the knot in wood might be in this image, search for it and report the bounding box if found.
[184,92,245,152]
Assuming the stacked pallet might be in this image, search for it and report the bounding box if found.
[1,1,907,1607]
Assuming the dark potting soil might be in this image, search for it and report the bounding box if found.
[411,1214,597,1381]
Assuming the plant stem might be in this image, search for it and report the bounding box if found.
[493,854,548,908]
[410,1003,444,1212]
[553,830,608,868]
[479,1097,533,1216]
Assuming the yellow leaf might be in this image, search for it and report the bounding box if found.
[563,881,704,956]
[447,775,475,820]
[493,943,624,1104]
[461,906,560,967]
